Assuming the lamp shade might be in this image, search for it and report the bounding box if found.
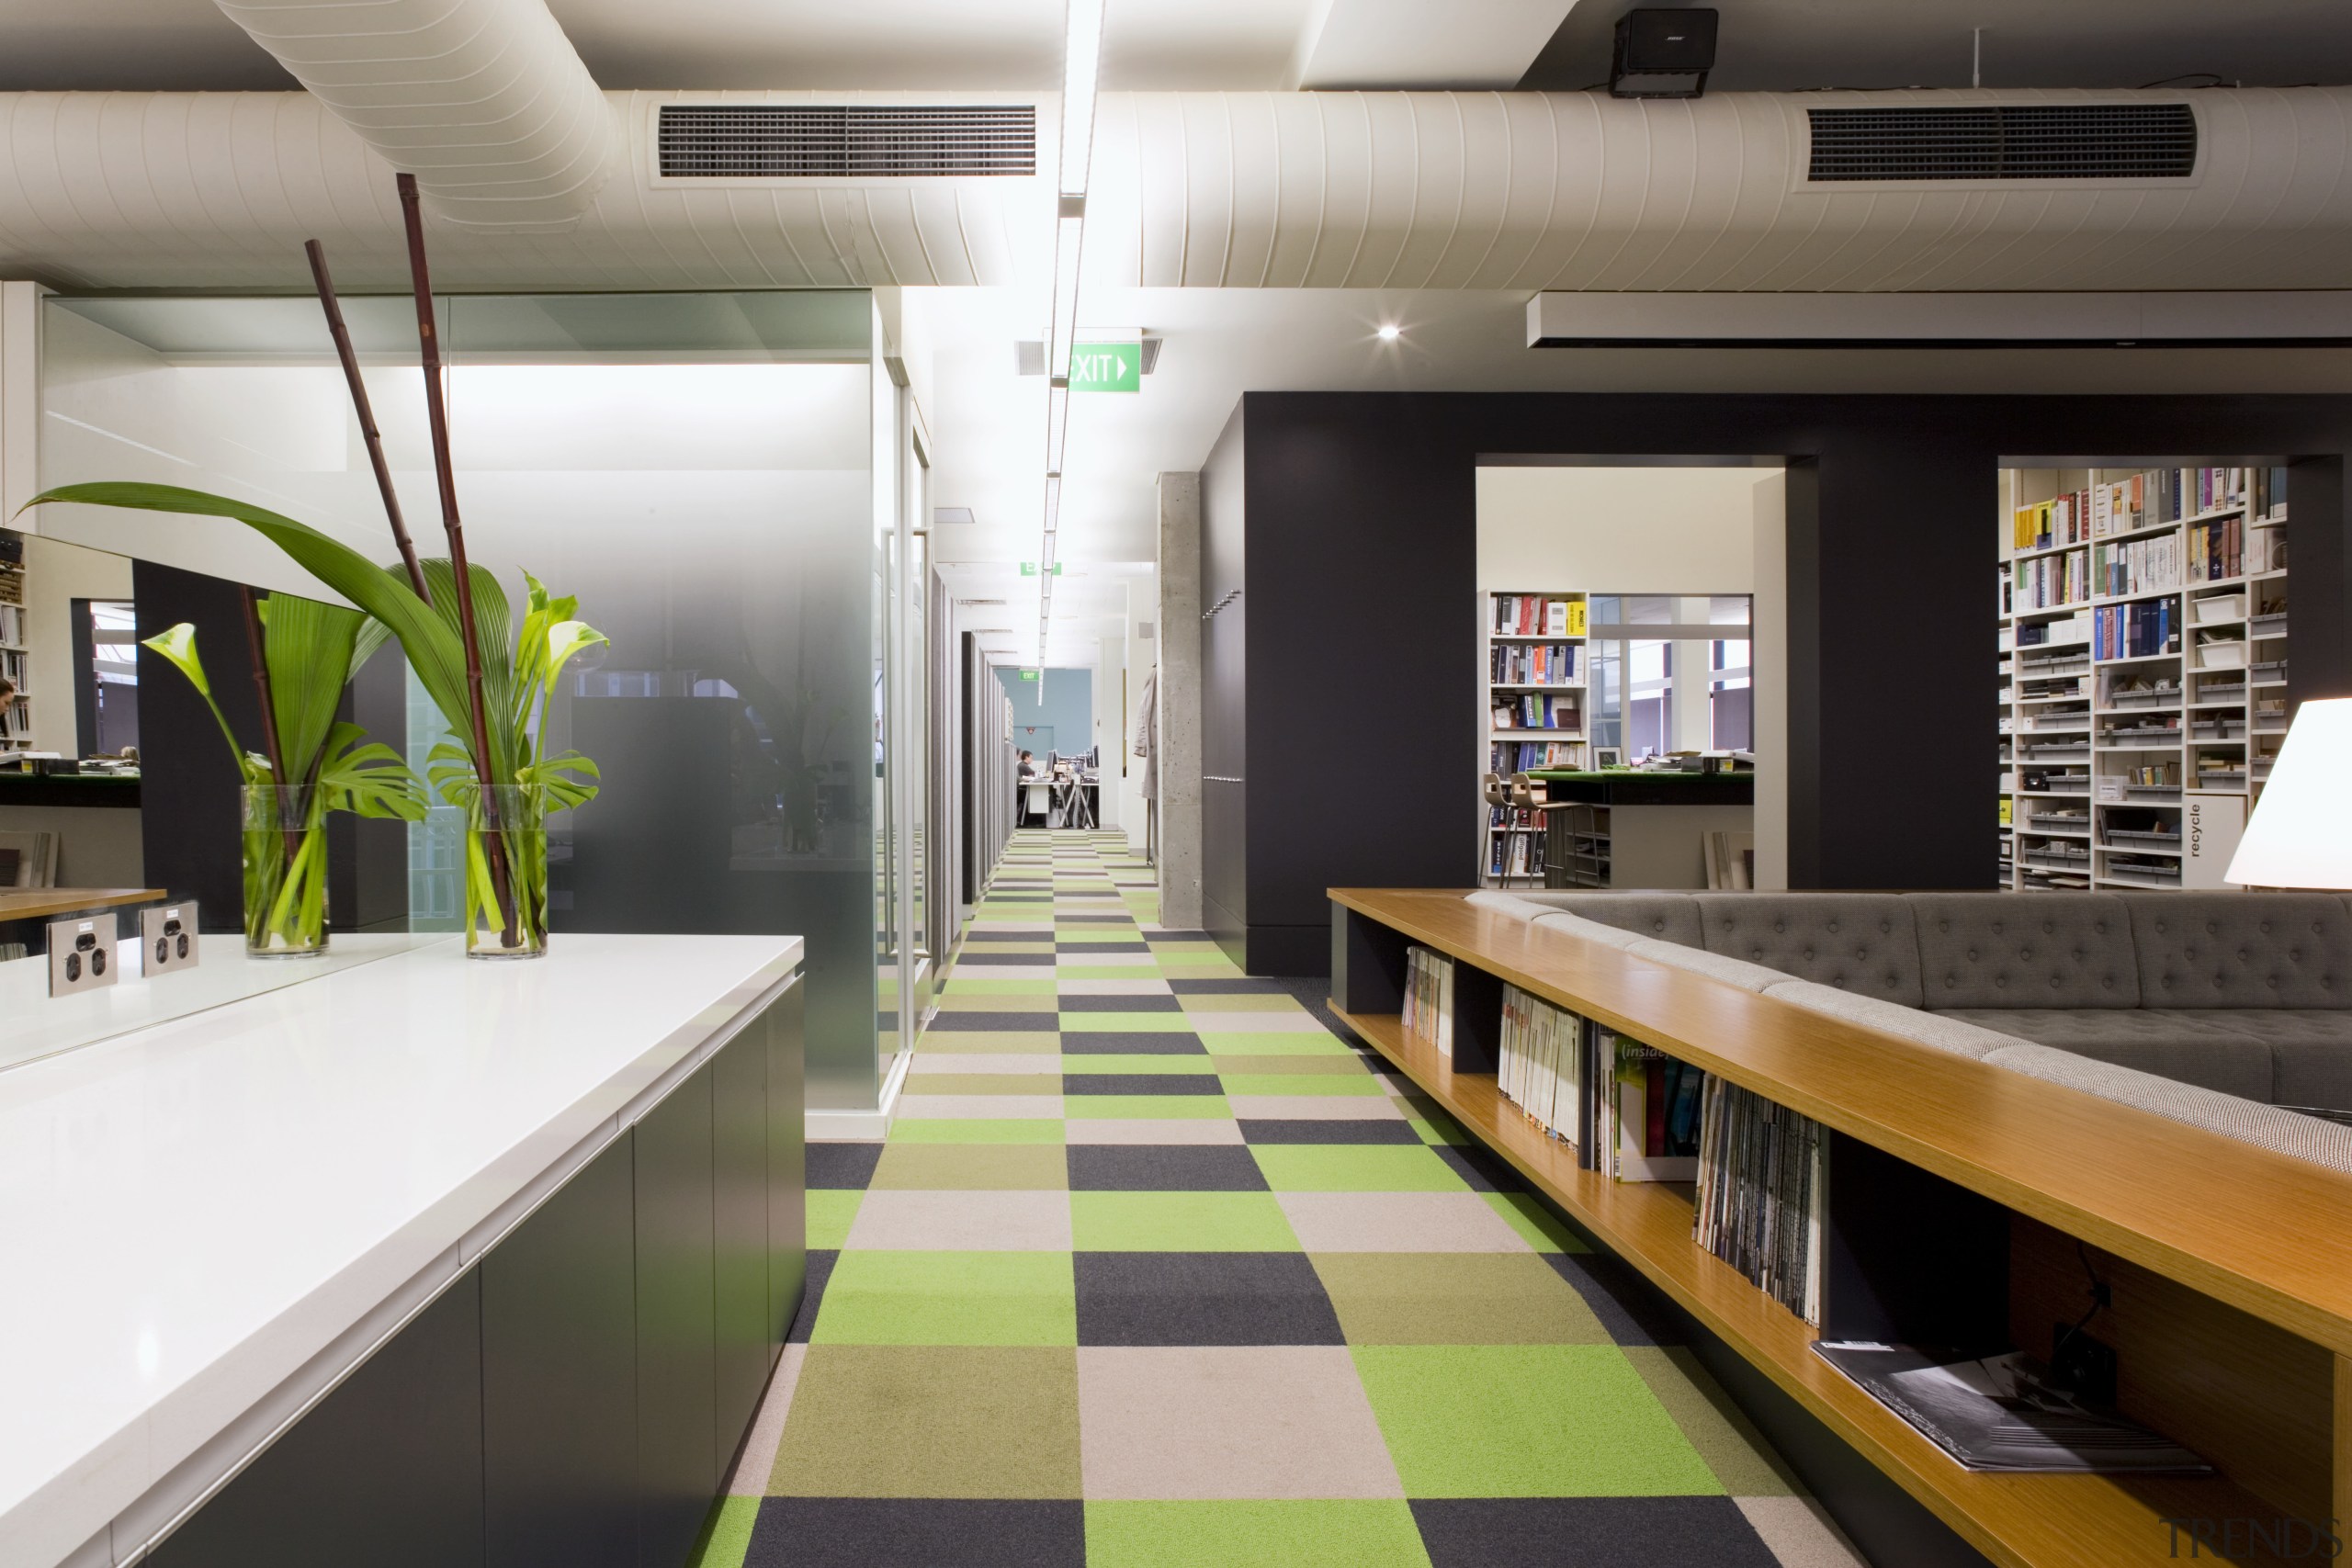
[2225,697,2352,889]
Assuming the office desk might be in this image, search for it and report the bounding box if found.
[1522,771,1755,888]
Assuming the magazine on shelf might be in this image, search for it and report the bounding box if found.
[1811,1344,2213,1474]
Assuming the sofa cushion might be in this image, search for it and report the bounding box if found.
[1507,893,1704,947]
[1624,937,1784,993]
[1530,911,1647,951]
[1907,893,2140,1010]
[1695,895,1923,1007]
[2117,893,2352,1010]
[1463,889,1561,921]
[1983,1043,2352,1177]
[2172,1011,2352,1114]
[1935,1008,2275,1101]
[1763,980,2019,1059]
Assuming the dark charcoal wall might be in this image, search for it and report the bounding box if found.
[1214,391,2352,975]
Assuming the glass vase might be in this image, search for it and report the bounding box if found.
[465,784,549,960]
[242,784,329,957]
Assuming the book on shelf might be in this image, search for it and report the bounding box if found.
[1489,641,1579,684]
[1487,829,1542,880]
[1812,1344,2211,1474]
[1693,1077,1824,1323]
[1611,1038,1702,1182]
[1405,946,1454,1056]
[1491,740,1583,773]
[1499,984,1584,1145]
[1491,694,1580,731]
[1493,594,1586,637]
[0,603,23,646]
[2010,549,2087,611]
[2092,599,2177,660]
[2091,534,2178,599]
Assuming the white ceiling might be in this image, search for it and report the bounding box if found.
[10,0,2349,93]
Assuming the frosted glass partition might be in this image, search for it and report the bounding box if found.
[35,291,887,1113]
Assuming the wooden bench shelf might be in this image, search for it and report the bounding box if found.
[1330,887,2352,1568]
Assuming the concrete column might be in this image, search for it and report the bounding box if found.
[1157,472,1204,929]
[1120,573,1157,855]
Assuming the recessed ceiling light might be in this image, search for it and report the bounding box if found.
[1376,323,1401,342]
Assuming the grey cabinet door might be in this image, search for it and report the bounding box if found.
[484,1134,639,1568]
[636,1060,718,1568]
[713,1015,773,1463]
[149,1269,485,1568]
[766,981,809,1348]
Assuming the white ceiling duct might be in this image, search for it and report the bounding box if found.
[0,90,1037,289]
[1086,87,2352,291]
[3,85,2351,292]
[211,0,619,231]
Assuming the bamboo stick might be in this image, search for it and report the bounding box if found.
[304,239,433,606]
[395,173,516,942]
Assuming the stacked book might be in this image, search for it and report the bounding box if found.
[1491,642,1578,684]
[1493,596,1584,637]
[1693,1078,1825,1324]
[1493,694,1579,731]
[1498,984,1582,1143]
[2092,534,2180,599]
[1405,946,1454,1056]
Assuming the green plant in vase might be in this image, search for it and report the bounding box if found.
[26,176,608,959]
[141,601,424,955]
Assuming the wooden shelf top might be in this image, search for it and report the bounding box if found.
[0,888,165,922]
[1335,1003,2297,1568]
[1329,888,2352,1362]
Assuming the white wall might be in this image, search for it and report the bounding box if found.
[20,534,133,755]
[1475,466,1764,594]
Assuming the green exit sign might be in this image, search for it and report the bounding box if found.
[1069,338,1141,393]
[1019,561,1064,576]
[1018,670,1039,682]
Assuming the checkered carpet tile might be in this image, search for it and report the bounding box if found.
[693,830,1862,1568]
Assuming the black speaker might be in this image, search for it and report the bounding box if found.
[1611,7,1717,99]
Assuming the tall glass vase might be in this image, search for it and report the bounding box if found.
[466,784,549,960]
[242,784,329,957]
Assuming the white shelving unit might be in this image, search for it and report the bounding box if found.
[0,557,28,757]
[1483,590,1587,887]
[1996,466,2287,892]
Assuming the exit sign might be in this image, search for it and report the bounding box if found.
[1069,338,1141,393]
[1018,670,1039,682]
[1020,561,1064,576]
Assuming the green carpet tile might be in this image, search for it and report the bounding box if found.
[695,829,1862,1568]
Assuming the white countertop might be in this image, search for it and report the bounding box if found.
[0,933,802,1568]
[0,935,449,1076]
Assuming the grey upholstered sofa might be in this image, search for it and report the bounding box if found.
[1464,887,2352,1174]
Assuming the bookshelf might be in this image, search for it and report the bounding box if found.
[0,556,28,757]
[1996,466,2287,892]
[1483,590,1587,887]
[1334,887,2352,1568]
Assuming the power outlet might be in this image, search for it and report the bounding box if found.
[141,903,199,976]
[2051,1320,2119,1407]
[48,917,119,997]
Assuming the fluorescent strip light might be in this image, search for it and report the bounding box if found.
[1040,534,1057,570]
[1046,385,1069,475]
[1044,474,1062,533]
[1048,215,1084,379]
[1059,0,1104,198]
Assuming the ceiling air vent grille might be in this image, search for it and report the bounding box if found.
[658,105,1036,178]
[1806,104,2197,182]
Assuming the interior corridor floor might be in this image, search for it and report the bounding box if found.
[694,829,1866,1567]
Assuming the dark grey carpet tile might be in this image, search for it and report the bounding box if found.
[1238,1118,1423,1145]
[1432,1143,1521,1193]
[1073,1252,1345,1348]
[746,1499,1085,1568]
[1060,994,1183,1013]
[927,1011,1061,1032]
[1066,1145,1271,1191]
[1057,1032,1208,1055]
[1062,1073,1223,1097]
[1543,1251,1690,1348]
[1167,978,1297,995]
[805,1142,883,1190]
[953,953,1055,967]
[1057,941,1150,954]
[785,1250,837,1345]
[1055,915,1132,923]
[1409,1497,1780,1568]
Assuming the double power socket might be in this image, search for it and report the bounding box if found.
[48,903,200,998]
